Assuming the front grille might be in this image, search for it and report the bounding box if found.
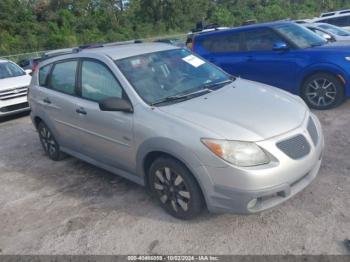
[276,134,310,159]
[307,117,318,146]
[0,86,28,100]
[0,102,29,112]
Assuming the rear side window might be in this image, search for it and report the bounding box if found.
[39,64,52,86]
[50,61,77,95]
[200,32,241,53]
[81,60,123,102]
[243,29,283,51]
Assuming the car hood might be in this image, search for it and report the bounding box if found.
[334,37,350,41]
[159,78,308,141]
[0,74,31,91]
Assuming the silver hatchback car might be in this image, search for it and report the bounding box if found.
[28,43,324,219]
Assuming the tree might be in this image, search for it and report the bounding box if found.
[2,0,350,56]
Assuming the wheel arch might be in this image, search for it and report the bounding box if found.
[136,138,208,204]
[33,116,43,129]
[298,63,347,94]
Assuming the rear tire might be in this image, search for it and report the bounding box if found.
[148,157,204,219]
[301,73,344,110]
[37,122,65,161]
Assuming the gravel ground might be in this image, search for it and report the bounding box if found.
[0,102,349,255]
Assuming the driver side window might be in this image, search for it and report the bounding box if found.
[81,60,123,102]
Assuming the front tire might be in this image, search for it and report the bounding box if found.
[301,73,344,110]
[148,157,204,219]
[38,122,65,161]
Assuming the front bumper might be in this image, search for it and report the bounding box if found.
[209,156,322,213]
[0,96,30,117]
[196,112,324,214]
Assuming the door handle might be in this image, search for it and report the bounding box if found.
[43,97,51,104]
[76,107,87,115]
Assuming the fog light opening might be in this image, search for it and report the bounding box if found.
[247,198,258,210]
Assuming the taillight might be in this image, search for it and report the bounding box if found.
[32,63,38,73]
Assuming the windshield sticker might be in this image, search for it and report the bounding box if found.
[182,55,205,68]
[130,58,143,68]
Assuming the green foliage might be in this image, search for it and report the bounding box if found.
[2,0,350,55]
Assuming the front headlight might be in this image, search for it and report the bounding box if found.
[201,139,270,167]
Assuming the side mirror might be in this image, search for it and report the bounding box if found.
[24,69,32,75]
[273,42,289,51]
[99,97,133,113]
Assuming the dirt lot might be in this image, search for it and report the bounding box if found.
[0,102,349,255]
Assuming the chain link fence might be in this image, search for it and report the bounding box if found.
[0,51,47,63]
[0,33,188,64]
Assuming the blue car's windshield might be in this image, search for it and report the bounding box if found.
[115,49,231,105]
[317,23,350,36]
[0,62,25,79]
[273,23,327,48]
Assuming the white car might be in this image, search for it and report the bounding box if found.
[313,11,350,31]
[0,59,32,117]
[303,22,350,42]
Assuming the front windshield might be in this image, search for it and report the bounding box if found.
[116,49,230,105]
[273,23,327,48]
[0,62,25,79]
[317,23,350,36]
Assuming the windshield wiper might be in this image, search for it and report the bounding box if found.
[151,88,212,106]
[204,79,234,90]
[150,77,234,106]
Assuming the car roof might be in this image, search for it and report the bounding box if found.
[303,23,318,28]
[311,22,335,27]
[81,42,178,60]
[0,59,9,63]
[314,12,350,21]
[194,21,293,38]
[320,9,350,17]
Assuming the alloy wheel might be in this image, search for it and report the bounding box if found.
[153,167,191,213]
[39,126,57,157]
[305,78,337,108]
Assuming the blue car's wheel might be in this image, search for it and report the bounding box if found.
[302,73,345,110]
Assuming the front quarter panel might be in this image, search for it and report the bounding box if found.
[296,51,350,96]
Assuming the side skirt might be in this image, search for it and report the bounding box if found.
[61,147,145,186]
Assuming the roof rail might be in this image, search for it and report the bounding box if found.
[320,9,350,17]
[40,40,143,60]
[103,40,143,47]
[241,19,257,26]
[191,22,221,33]
[41,48,79,59]
[78,43,104,49]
